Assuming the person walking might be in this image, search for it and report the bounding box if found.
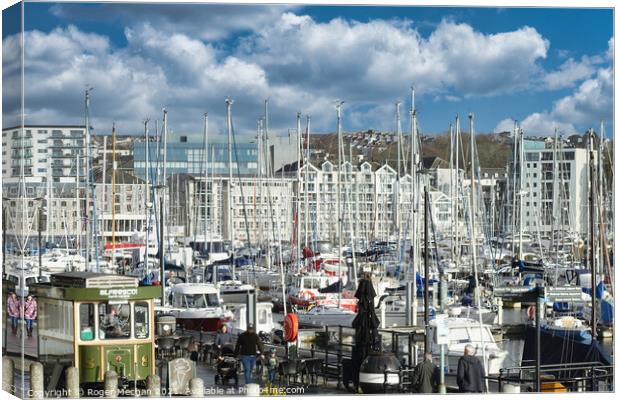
[215,324,233,347]
[234,323,264,385]
[22,295,37,338]
[7,292,20,335]
[412,352,440,393]
[456,344,486,393]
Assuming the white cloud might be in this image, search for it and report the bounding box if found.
[542,57,597,90]
[494,118,516,133]
[5,12,610,139]
[3,23,338,137]
[494,66,612,136]
[242,16,549,99]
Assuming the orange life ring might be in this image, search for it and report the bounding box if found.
[527,305,536,320]
[284,313,299,342]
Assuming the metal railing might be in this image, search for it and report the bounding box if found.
[495,361,613,392]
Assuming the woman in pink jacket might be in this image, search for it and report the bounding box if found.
[22,295,37,338]
[7,292,20,335]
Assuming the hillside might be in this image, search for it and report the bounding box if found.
[307,130,513,170]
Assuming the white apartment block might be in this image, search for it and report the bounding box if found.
[295,161,443,244]
[3,126,86,248]
[95,170,148,245]
[2,125,148,249]
[514,147,593,236]
[171,174,295,245]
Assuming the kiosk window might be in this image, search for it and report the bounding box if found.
[79,303,95,341]
[98,304,130,339]
[134,302,149,339]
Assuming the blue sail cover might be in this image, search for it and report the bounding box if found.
[523,326,612,370]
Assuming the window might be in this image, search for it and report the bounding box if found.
[134,302,149,339]
[98,303,130,339]
[258,309,268,325]
[79,303,95,341]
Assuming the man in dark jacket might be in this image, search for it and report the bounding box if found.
[456,345,486,393]
[413,352,440,393]
[235,323,264,384]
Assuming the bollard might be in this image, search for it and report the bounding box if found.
[3,356,14,394]
[65,367,80,398]
[104,370,119,398]
[245,383,260,396]
[30,362,44,399]
[146,375,161,397]
[189,377,204,396]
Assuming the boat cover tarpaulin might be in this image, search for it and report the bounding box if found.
[319,280,343,293]
[522,325,612,370]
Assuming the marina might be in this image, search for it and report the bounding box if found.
[1,2,615,398]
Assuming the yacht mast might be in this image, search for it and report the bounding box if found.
[395,101,402,244]
[409,86,418,324]
[449,122,454,261]
[518,126,524,260]
[257,119,263,254]
[468,113,488,381]
[203,113,209,242]
[336,101,344,308]
[159,109,168,306]
[84,88,92,269]
[111,124,117,270]
[296,112,302,267]
[226,98,235,276]
[454,116,460,262]
[143,119,151,282]
[304,116,311,249]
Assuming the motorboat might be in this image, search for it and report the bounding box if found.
[287,273,357,312]
[200,265,255,303]
[157,283,233,332]
[226,302,279,334]
[429,316,509,375]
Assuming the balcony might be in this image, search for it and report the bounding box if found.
[11,140,32,148]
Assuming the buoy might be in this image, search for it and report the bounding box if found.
[358,352,401,394]
[284,313,298,342]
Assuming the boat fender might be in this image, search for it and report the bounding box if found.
[527,305,536,321]
[298,290,316,301]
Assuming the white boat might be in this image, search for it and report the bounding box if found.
[295,304,356,327]
[157,283,233,332]
[227,302,279,334]
[200,265,255,303]
[429,316,509,375]
[448,305,497,325]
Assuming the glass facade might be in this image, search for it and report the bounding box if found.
[133,140,258,180]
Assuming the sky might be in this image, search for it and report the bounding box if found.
[1,2,615,141]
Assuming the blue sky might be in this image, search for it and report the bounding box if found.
[2,3,614,139]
